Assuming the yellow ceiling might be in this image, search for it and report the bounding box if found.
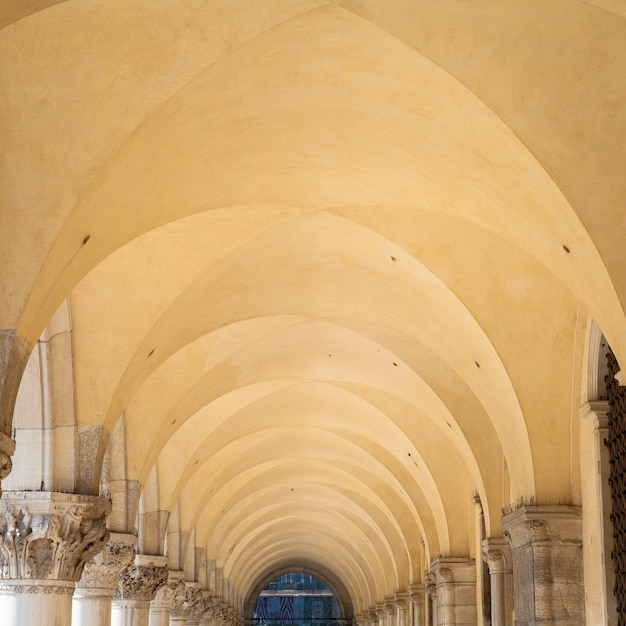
[2,0,625,614]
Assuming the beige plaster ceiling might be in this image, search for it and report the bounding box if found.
[2,0,625,613]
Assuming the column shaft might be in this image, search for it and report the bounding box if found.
[73,532,137,626]
[0,580,74,626]
[112,599,150,626]
[482,538,513,626]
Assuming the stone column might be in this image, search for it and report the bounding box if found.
[408,584,425,626]
[375,603,386,626]
[111,554,168,626]
[0,491,110,626]
[394,592,410,626]
[482,538,513,626]
[429,558,476,626]
[384,595,397,626]
[73,532,137,626]
[502,505,583,626]
[425,573,436,626]
[148,570,185,626]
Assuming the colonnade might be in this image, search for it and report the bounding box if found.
[354,504,584,626]
[0,491,585,626]
[0,493,245,626]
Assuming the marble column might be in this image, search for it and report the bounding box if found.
[111,554,168,626]
[0,491,110,626]
[148,569,184,626]
[429,558,476,626]
[408,584,425,626]
[482,538,513,626]
[73,532,137,626]
[502,505,583,626]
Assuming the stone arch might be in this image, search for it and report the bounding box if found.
[244,564,354,623]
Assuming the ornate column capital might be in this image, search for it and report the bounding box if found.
[171,580,206,620]
[75,532,137,597]
[384,594,397,614]
[501,504,582,549]
[113,553,168,604]
[481,537,512,575]
[408,582,424,604]
[151,569,186,612]
[375,602,386,619]
[0,492,110,582]
[393,591,410,611]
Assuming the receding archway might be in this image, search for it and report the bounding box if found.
[251,573,340,626]
[244,566,353,625]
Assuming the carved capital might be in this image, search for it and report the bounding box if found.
[408,583,424,605]
[429,557,475,587]
[384,594,396,614]
[394,591,410,611]
[425,572,436,600]
[188,585,209,620]
[0,492,110,582]
[152,570,186,610]
[502,504,582,549]
[481,538,512,574]
[114,554,168,602]
[172,581,206,619]
[76,532,137,594]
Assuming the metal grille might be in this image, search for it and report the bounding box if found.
[606,348,626,623]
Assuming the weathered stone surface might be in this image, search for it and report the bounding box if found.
[76,532,137,594]
[429,557,476,626]
[502,505,584,626]
[113,553,168,602]
[0,492,110,582]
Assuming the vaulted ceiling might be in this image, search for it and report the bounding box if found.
[2,0,625,615]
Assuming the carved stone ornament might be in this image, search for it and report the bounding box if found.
[481,538,512,575]
[0,492,110,582]
[152,573,185,610]
[113,557,168,602]
[77,533,137,592]
[187,585,209,620]
[171,581,204,618]
[408,582,425,604]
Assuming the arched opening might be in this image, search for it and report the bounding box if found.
[247,571,346,626]
[252,573,341,626]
